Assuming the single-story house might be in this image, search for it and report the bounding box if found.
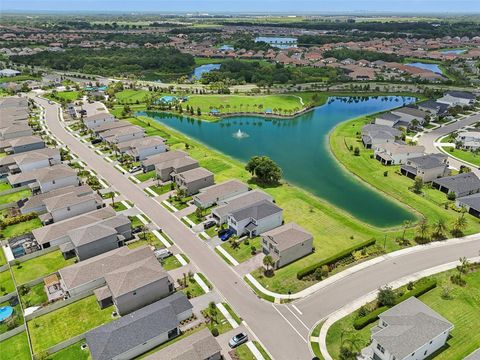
[117,136,166,161]
[437,91,476,107]
[361,124,402,149]
[432,172,480,197]
[143,328,222,360]
[156,156,199,182]
[212,190,273,224]
[7,164,79,193]
[391,107,428,128]
[141,150,187,172]
[0,147,60,175]
[456,193,480,217]
[20,184,94,214]
[63,215,132,261]
[417,100,449,116]
[456,131,480,150]
[227,199,283,238]
[193,179,249,209]
[0,108,29,122]
[0,97,28,109]
[0,123,32,140]
[374,113,401,127]
[39,191,103,225]
[92,120,132,135]
[400,154,449,182]
[174,167,214,196]
[0,135,45,154]
[83,113,115,129]
[86,292,192,360]
[261,222,313,269]
[374,142,425,165]
[32,207,115,248]
[364,297,453,360]
[100,125,145,144]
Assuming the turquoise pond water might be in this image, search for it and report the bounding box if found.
[440,49,466,55]
[139,96,418,227]
[406,62,443,75]
[191,64,221,80]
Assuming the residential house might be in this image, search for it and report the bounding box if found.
[155,156,199,182]
[0,123,32,140]
[20,184,94,214]
[432,172,480,197]
[437,91,476,107]
[0,135,45,154]
[261,222,313,269]
[400,154,449,182]
[374,143,425,165]
[361,124,401,149]
[0,108,29,122]
[364,297,453,360]
[417,100,449,116]
[227,199,283,238]
[32,207,116,248]
[62,215,132,261]
[141,150,187,172]
[144,328,222,360]
[0,148,60,175]
[83,113,115,129]
[7,164,79,193]
[0,69,21,77]
[86,292,192,360]
[456,193,480,217]
[100,125,145,144]
[212,190,273,224]
[374,113,402,127]
[193,180,249,209]
[174,167,214,196]
[391,107,429,128]
[118,136,166,161]
[38,191,103,225]
[92,120,132,136]
[456,131,480,150]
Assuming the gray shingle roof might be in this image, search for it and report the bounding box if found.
[457,193,480,212]
[392,106,428,118]
[142,150,187,168]
[446,91,476,100]
[373,298,453,360]
[376,113,401,122]
[262,222,312,251]
[194,180,248,205]
[86,292,192,360]
[418,100,449,114]
[229,199,282,222]
[433,172,480,195]
[213,190,272,219]
[404,154,447,170]
[176,167,213,183]
[143,328,221,360]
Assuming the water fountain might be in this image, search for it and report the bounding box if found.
[232,129,249,139]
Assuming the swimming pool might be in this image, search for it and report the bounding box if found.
[0,306,13,322]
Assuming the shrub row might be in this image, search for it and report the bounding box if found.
[0,212,37,228]
[353,279,437,330]
[297,238,376,280]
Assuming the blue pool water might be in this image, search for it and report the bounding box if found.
[406,62,443,75]
[0,306,13,322]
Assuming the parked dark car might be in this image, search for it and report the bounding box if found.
[219,228,235,241]
[203,220,216,229]
[91,138,102,145]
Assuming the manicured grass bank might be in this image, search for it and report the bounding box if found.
[0,331,31,360]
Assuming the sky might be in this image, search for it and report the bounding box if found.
[2,0,480,14]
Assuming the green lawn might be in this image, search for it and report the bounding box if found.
[148,183,173,196]
[220,237,261,263]
[168,196,192,211]
[186,208,212,225]
[54,91,81,101]
[443,147,480,167]
[0,182,12,192]
[0,75,39,83]
[0,270,15,295]
[19,282,48,308]
[135,170,156,182]
[326,268,480,360]
[202,307,233,335]
[110,201,128,211]
[47,340,91,360]
[180,277,205,299]
[0,188,31,205]
[0,331,31,360]
[12,250,75,285]
[311,321,326,360]
[235,343,256,360]
[28,295,115,353]
[0,217,42,239]
[127,232,165,250]
[223,302,242,325]
[161,255,183,271]
[0,246,6,265]
[115,89,151,104]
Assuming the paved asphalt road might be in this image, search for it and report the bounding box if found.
[37,96,480,360]
[417,113,480,174]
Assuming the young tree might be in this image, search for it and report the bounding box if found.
[432,218,448,240]
[377,285,396,307]
[263,255,275,275]
[413,176,423,194]
[452,215,467,237]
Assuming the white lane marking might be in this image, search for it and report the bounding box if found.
[271,304,308,343]
[292,304,303,315]
[285,305,310,331]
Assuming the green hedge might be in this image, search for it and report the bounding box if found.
[353,279,437,330]
[297,238,376,280]
[353,306,388,330]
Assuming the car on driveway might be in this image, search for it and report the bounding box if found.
[229,332,248,348]
[203,220,216,229]
[219,228,235,241]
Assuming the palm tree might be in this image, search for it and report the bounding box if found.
[433,218,448,239]
[109,191,116,208]
[452,215,467,236]
[417,219,429,240]
[402,220,411,241]
[263,255,274,275]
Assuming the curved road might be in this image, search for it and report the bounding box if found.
[35,95,480,360]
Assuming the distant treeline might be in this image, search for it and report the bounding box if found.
[11,47,195,78]
[168,27,222,34]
